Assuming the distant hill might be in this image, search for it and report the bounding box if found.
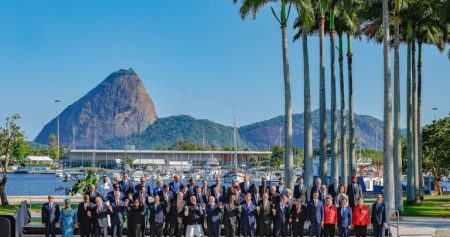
[34,69,157,147]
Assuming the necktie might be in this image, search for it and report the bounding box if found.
[50,203,52,209]
[314,200,317,207]
[177,201,180,209]
[116,200,119,206]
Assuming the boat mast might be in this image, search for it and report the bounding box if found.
[233,118,238,170]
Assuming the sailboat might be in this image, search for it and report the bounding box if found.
[222,119,246,183]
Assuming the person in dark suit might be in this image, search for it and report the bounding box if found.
[149,195,169,237]
[328,177,341,199]
[233,187,245,205]
[223,195,239,237]
[290,198,307,237]
[210,177,226,197]
[108,192,127,237]
[337,197,353,237]
[134,177,152,197]
[277,177,287,196]
[183,195,204,237]
[169,175,184,196]
[186,177,197,196]
[77,194,95,237]
[307,191,324,237]
[240,175,254,194]
[169,192,186,237]
[259,177,270,196]
[126,198,146,237]
[201,180,212,204]
[256,193,273,237]
[134,185,150,204]
[272,196,290,237]
[346,176,363,208]
[158,185,173,203]
[239,193,257,237]
[293,178,308,201]
[153,178,164,197]
[226,180,239,199]
[93,197,109,237]
[106,183,125,203]
[85,184,101,204]
[319,185,329,202]
[212,186,225,203]
[251,186,261,205]
[41,195,60,237]
[371,194,389,237]
[268,185,281,204]
[118,172,134,197]
[310,178,323,201]
[204,196,222,237]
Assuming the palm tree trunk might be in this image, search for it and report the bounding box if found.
[411,36,419,201]
[319,15,328,183]
[0,178,9,206]
[303,34,314,189]
[406,40,416,204]
[339,33,348,186]
[393,9,404,213]
[382,0,394,209]
[331,29,338,180]
[281,22,294,189]
[347,33,356,179]
[417,42,424,200]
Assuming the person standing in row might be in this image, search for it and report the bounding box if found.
[352,197,370,237]
[42,195,60,237]
[371,194,390,237]
[347,176,363,208]
[308,191,324,237]
[223,195,239,237]
[108,192,127,237]
[290,198,307,237]
[337,197,353,237]
[323,196,337,237]
[204,196,222,237]
[59,198,77,237]
[240,193,257,237]
[78,194,95,237]
[257,193,273,237]
[127,199,146,237]
[118,172,134,198]
[335,185,348,207]
[93,197,109,237]
[329,177,341,200]
[272,196,290,237]
[294,178,308,202]
[149,195,169,237]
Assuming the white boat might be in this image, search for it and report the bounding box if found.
[222,170,245,183]
[63,172,72,182]
[55,170,64,178]
[131,170,144,182]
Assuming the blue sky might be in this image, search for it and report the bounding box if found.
[0,0,448,140]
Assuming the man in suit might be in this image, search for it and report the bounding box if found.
[233,187,245,206]
[108,192,127,237]
[210,177,226,196]
[256,193,273,237]
[158,184,173,236]
[277,177,287,196]
[307,191,324,237]
[290,198,307,237]
[201,179,212,204]
[41,195,60,237]
[149,195,169,237]
[226,179,239,199]
[93,197,109,237]
[204,196,222,237]
[268,185,281,204]
[85,184,100,203]
[186,177,196,196]
[293,178,308,201]
[347,176,363,208]
[328,177,340,199]
[240,193,257,237]
[134,185,150,204]
[153,178,164,197]
[285,189,295,208]
[106,183,125,203]
[319,185,329,202]
[272,196,290,237]
[169,175,184,196]
[259,177,270,196]
[240,175,254,194]
[223,195,239,237]
[118,172,134,198]
[371,194,390,237]
[310,178,323,201]
[184,195,204,237]
[212,186,224,203]
[78,194,95,237]
[251,186,261,205]
[169,192,185,237]
[134,176,152,197]
[337,197,353,237]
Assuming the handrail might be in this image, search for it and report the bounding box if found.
[389,208,400,237]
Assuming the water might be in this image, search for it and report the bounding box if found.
[1,173,75,196]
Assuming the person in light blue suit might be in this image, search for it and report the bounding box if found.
[337,197,353,237]
[169,175,184,196]
[240,193,258,237]
[307,191,324,237]
[118,172,134,197]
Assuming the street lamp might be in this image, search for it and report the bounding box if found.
[432,107,438,121]
[55,99,60,162]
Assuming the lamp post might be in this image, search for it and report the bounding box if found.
[432,107,438,121]
[55,99,60,162]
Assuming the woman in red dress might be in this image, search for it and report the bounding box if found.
[352,197,370,237]
[323,195,338,237]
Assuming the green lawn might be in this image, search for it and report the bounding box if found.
[403,194,450,217]
[0,205,19,215]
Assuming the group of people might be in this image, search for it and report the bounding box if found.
[41,173,390,237]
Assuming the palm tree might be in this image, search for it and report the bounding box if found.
[318,0,329,184]
[381,0,395,209]
[393,0,404,213]
[411,27,420,201]
[406,20,416,204]
[329,1,339,180]
[294,0,315,188]
[233,0,295,189]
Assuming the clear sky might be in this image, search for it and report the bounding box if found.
[0,0,448,140]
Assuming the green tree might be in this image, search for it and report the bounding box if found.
[48,134,64,161]
[234,0,295,189]
[421,116,450,180]
[0,114,24,206]
[12,138,30,162]
[271,145,284,169]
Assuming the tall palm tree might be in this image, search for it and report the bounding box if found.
[329,1,339,180]
[294,0,315,188]
[411,28,420,200]
[233,0,295,189]
[381,0,395,209]
[318,0,329,183]
[406,20,416,204]
[338,31,348,186]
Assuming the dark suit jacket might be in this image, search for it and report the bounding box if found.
[294,184,308,200]
[307,199,324,224]
[134,183,152,196]
[259,185,269,196]
[257,200,273,224]
[157,190,174,203]
[337,206,353,227]
[201,187,212,204]
[347,183,363,207]
[149,202,169,224]
[85,191,101,203]
[252,192,261,205]
[169,199,185,224]
[272,203,290,225]
[240,201,257,226]
[205,204,222,227]
[210,184,226,196]
[223,203,239,226]
[328,184,340,198]
[106,190,125,203]
[268,192,281,204]
[118,179,134,196]
[371,202,389,225]
[239,182,254,194]
[310,186,322,201]
[77,202,95,226]
[41,203,60,224]
[93,204,110,228]
[110,200,126,225]
[276,185,287,195]
[290,205,307,223]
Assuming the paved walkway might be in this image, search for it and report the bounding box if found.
[390,216,450,237]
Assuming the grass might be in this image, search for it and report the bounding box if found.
[403,194,450,217]
[0,205,19,215]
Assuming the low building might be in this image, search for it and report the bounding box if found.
[24,156,53,164]
[67,149,272,168]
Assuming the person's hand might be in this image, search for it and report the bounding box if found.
[202,203,206,208]
[256,206,260,212]
[289,218,292,223]
[272,209,276,215]
[308,220,311,226]
[348,225,352,230]
[320,221,324,229]
[128,194,133,200]
[125,199,129,206]
[218,202,223,208]
[87,211,91,217]
[383,223,388,229]
[335,224,338,229]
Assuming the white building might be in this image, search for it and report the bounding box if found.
[24,156,53,164]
